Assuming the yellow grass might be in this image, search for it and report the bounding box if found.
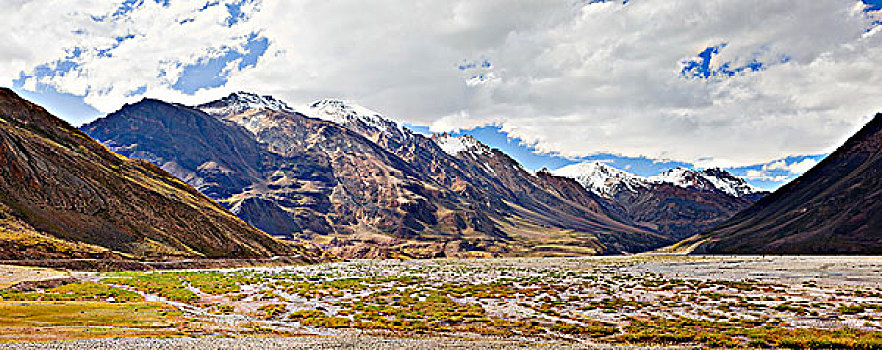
[0,301,185,342]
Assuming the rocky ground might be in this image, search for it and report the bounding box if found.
[0,336,678,350]
[1,256,881,348]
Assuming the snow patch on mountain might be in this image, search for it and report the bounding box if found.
[555,162,763,198]
[647,167,708,189]
[199,91,293,116]
[297,99,411,140]
[553,161,648,198]
[432,133,492,157]
[648,167,763,197]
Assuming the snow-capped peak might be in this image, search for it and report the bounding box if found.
[555,162,762,198]
[296,99,411,141]
[697,168,764,197]
[553,161,648,198]
[647,167,707,188]
[199,91,293,116]
[302,99,384,124]
[648,167,762,197]
[432,133,492,157]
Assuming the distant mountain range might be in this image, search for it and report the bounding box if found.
[5,86,876,258]
[0,88,324,261]
[681,113,882,254]
[554,162,767,239]
[82,91,769,257]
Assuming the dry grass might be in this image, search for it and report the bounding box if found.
[0,265,68,290]
[0,301,184,342]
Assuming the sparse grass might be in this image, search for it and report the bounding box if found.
[1,282,143,302]
[3,256,882,345]
[0,301,184,342]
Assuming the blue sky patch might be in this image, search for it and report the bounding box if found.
[91,0,171,22]
[10,85,100,126]
[126,86,147,97]
[97,34,137,58]
[172,34,268,94]
[14,60,78,85]
[458,59,491,71]
[92,0,142,22]
[225,0,254,27]
[862,0,882,12]
[65,47,84,60]
[681,43,769,79]
[727,154,829,189]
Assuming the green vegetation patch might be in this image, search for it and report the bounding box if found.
[1,282,142,302]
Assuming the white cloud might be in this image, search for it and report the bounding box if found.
[763,158,819,174]
[2,0,881,167]
[744,170,790,182]
[1,0,265,111]
[744,156,820,183]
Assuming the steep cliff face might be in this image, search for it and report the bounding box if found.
[686,114,882,254]
[0,88,323,261]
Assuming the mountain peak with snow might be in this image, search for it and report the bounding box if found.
[648,167,763,197]
[697,167,765,197]
[297,98,412,142]
[554,162,764,198]
[552,161,648,198]
[304,99,383,123]
[647,167,708,188]
[431,133,493,157]
[198,91,294,116]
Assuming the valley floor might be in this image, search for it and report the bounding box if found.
[1,256,881,349]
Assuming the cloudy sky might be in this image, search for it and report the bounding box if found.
[2,0,881,189]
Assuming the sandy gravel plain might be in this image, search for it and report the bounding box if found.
[0,255,879,349]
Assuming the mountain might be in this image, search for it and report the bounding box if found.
[82,96,338,240]
[0,88,322,261]
[553,161,649,198]
[554,162,765,239]
[297,100,673,254]
[648,167,765,200]
[682,113,882,254]
[83,92,673,258]
[427,134,669,254]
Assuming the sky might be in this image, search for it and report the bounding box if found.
[2,0,881,190]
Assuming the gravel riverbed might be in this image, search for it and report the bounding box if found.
[0,336,678,349]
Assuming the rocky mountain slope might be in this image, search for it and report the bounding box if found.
[554,162,765,239]
[83,92,673,258]
[682,113,882,254]
[0,88,322,261]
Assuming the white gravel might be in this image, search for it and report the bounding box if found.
[0,336,680,350]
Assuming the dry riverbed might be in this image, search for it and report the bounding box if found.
[0,256,881,349]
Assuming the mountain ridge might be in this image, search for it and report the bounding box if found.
[83,92,676,258]
[683,113,882,254]
[0,88,324,261]
[553,161,765,239]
